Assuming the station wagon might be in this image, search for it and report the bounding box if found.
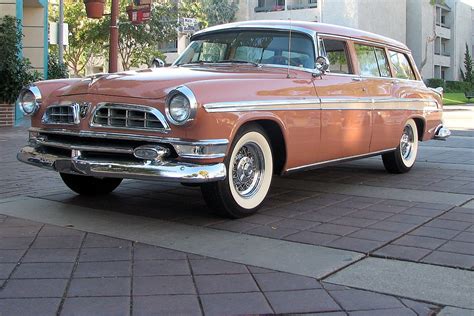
[17,20,450,218]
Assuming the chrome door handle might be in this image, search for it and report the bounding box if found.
[352,77,362,82]
[392,79,400,84]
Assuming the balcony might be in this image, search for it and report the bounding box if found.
[434,54,451,67]
[435,25,451,39]
[255,0,317,12]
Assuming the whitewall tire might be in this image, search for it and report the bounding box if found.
[382,119,419,173]
[201,124,273,218]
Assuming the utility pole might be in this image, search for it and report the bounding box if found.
[108,0,119,73]
[58,0,64,64]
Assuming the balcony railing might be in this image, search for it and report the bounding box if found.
[255,5,285,12]
[255,0,317,12]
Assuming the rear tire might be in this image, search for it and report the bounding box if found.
[201,124,273,218]
[60,173,122,195]
[382,119,419,174]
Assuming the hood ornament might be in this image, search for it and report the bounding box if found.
[83,73,108,88]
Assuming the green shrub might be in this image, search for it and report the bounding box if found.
[0,15,42,104]
[445,80,473,93]
[426,78,445,89]
[48,53,69,79]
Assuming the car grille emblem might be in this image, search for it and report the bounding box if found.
[79,102,91,119]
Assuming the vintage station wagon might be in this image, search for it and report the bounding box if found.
[17,21,450,218]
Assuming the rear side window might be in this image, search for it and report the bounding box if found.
[389,51,416,80]
[321,39,352,74]
[354,44,390,77]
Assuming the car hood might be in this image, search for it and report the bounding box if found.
[58,66,291,100]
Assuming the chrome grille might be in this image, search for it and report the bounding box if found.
[42,104,78,125]
[91,104,169,132]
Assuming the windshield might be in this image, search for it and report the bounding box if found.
[174,30,316,69]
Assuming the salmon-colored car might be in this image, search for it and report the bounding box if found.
[17,21,450,218]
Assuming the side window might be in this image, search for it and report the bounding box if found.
[355,44,390,77]
[389,51,416,80]
[321,39,352,74]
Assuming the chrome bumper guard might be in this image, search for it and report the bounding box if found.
[434,125,451,140]
[18,145,226,183]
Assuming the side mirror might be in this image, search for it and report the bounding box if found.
[151,58,165,68]
[315,56,330,74]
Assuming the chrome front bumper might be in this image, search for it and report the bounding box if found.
[17,145,226,183]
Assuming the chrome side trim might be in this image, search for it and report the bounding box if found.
[204,99,321,113]
[90,103,171,133]
[285,149,396,174]
[204,98,440,113]
[17,145,226,183]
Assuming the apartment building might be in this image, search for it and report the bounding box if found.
[0,0,49,77]
[234,0,473,81]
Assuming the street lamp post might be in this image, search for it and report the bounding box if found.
[108,0,119,73]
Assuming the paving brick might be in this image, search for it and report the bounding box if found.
[247,225,299,238]
[327,237,384,253]
[79,247,132,262]
[194,274,259,294]
[348,228,401,242]
[133,244,187,260]
[0,263,15,279]
[133,295,201,316]
[247,266,275,274]
[200,292,273,316]
[209,220,260,233]
[133,275,195,295]
[285,231,340,246]
[295,211,339,222]
[38,226,85,237]
[61,297,130,316]
[74,261,132,278]
[270,218,320,230]
[330,289,404,311]
[350,210,394,220]
[83,234,132,248]
[374,245,432,261]
[369,221,417,233]
[400,298,439,316]
[266,289,341,313]
[309,223,360,236]
[134,259,190,276]
[393,235,447,250]
[253,272,321,291]
[31,236,83,249]
[426,219,471,231]
[0,227,40,238]
[12,262,74,279]
[0,298,61,316]
[190,258,248,275]
[22,248,79,263]
[68,277,131,297]
[410,226,460,240]
[453,232,474,243]
[331,217,378,228]
[348,308,417,315]
[387,214,430,225]
[437,241,474,255]
[0,279,68,298]
[0,237,35,249]
[439,212,474,222]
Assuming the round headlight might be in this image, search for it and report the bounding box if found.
[18,85,41,115]
[165,86,197,126]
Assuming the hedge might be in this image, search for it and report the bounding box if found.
[426,79,473,93]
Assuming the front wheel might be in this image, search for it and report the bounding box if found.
[201,124,273,218]
[60,173,122,195]
[382,119,419,174]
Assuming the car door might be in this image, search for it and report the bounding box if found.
[315,37,372,162]
[352,43,395,153]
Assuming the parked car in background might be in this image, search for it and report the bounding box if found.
[17,21,450,218]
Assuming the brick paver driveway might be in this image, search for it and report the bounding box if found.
[0,108,473,315]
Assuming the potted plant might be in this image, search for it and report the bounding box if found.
[0,16,41,127]
[84,0,105,19]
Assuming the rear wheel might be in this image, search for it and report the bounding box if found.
[382,119,419,174]
[201,124,273,218]
[60,173,122,195]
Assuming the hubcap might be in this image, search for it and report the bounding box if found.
[400,125,415,161]
[232,142,264,198]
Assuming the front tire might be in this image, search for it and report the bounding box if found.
[382,119,419,174]
[201,124,273,218]
[60,173,122,195]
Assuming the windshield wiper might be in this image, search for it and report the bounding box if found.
[178,61,214,67]
[214,60,261,67]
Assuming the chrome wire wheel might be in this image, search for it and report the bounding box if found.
[400,124,415,162]
[231,142,265,198]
